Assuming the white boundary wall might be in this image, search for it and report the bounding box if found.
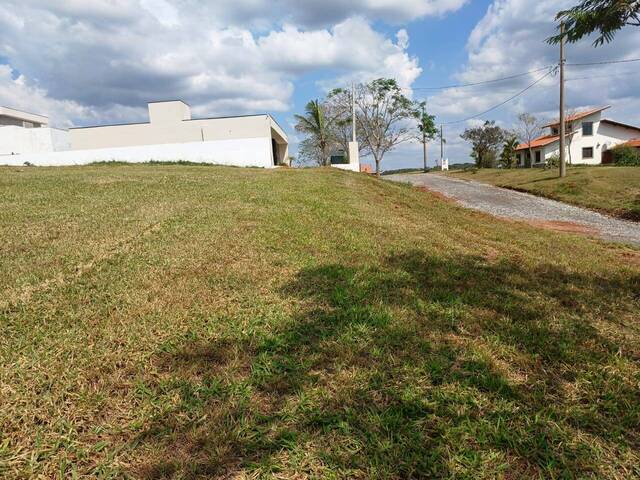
[0,137,274,168]
[332,163,360,172]
[0,126,70,155]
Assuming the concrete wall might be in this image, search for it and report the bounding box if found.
[71,115,277,149]
[149,100,191,123]
[0,137,274,168]
[331,141,360,172]
[0,126,70,155]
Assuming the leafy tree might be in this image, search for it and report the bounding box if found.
[413,102,438,172]
[499,136,519,169]
[354,78,415,177]
[460,121,508,168]
[325,88,371,162]
[294,100,335,166]
[548,0,640,46]
[517,113,543,168]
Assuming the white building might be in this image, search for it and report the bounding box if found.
[0,106,70,156]
[0,100,288,168]
[516,106,640,166]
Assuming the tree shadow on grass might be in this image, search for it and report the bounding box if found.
[137,251,639,479]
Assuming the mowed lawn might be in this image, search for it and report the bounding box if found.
[1,164,639,479]
[444,166,640,220]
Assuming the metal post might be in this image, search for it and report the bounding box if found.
[352,82,356,142]
[422,103,427,172]
[559,23,567,178]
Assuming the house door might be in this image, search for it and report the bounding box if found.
[272,139,279,166]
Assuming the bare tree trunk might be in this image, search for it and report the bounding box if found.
[374,154,381,178]
[528,146,533,168]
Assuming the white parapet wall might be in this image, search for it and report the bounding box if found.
[0,137,275,168]
[0,126,70,155]
[332,163,360,172]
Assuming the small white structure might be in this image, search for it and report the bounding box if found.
[331,141,361,172]
[0,107,70,156]
[516,106,640,166]
[441,158,449,171]
[0,100,288,168]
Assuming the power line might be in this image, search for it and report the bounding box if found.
[401,59,640,93]
[566,69,639,82]
[567,58,640,67]
[440,69,554,125]
[407,66,553,91]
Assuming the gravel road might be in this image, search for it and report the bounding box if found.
[387,173,640,246]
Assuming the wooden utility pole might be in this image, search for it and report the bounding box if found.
[422,103,428,172]
[559,22,567,178]
[440,124,444,168]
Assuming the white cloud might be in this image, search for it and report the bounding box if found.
[0,1,436,127]
[0,65,145,128]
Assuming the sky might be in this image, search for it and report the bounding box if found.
[1,0,639,169]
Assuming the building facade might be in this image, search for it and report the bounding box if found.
[0,107,70,156]
[0,101,289,168]
[516,107,640,167]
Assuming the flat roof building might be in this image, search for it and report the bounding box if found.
[0,106,49,128]
[69,100,289,166]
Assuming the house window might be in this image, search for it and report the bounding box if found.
[535,151,541,163]
[582,121,593,136]
[551,127,559,135]
[582,147,594,159]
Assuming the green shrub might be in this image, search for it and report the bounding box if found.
[611,146,640,166]
[544,153,559,169]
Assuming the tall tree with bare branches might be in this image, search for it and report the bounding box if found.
[354,79,415,177]
[517,113,543,168]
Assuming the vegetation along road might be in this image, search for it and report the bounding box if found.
[443,167,640,220]
[389,173,640,246]
[1,164,639,478]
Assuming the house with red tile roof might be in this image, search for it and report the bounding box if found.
[515,106,640,167]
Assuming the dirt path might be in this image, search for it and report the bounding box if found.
[388,173,640,246]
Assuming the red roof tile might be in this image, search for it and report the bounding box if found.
[542,106,610,128]
[621,138,640,148]
[515,134,559,151]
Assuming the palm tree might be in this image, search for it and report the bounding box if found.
[500,136,519,168]
[294,100,334,166]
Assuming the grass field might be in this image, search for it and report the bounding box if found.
[443,166,640,220]
[1,164,639,479]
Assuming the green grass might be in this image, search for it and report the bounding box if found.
[1,164,639,479]
[443,166,640,220]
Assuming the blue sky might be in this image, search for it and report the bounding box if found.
[1,0,639,169]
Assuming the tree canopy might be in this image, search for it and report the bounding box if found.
[461,121,509,168]
[354,79,416,177]
[294,100,335,166]
[549,0,640,46]
[295,78,417,175]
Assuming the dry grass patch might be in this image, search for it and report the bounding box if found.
[0,164,638,479]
